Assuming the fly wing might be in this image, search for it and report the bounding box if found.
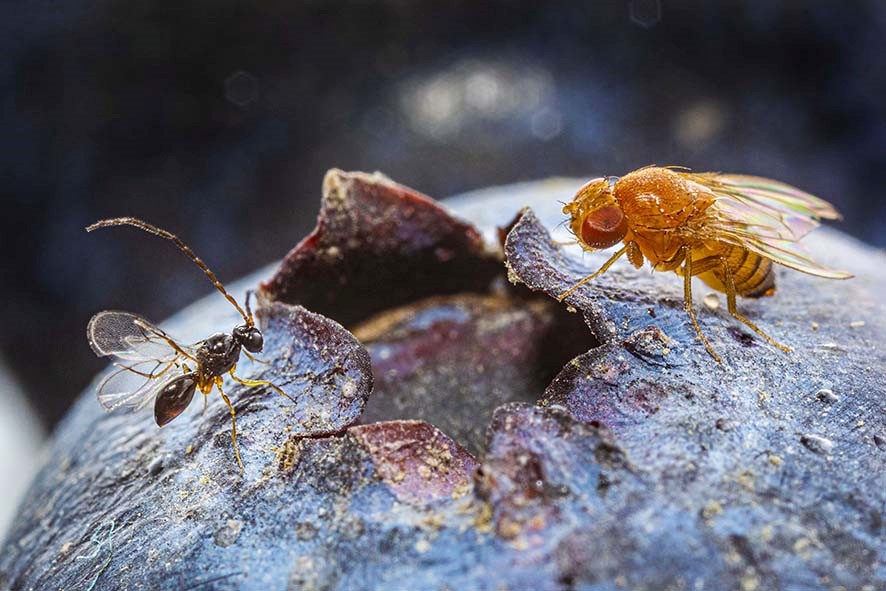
[678,171,852,279]
[684,172,840,240]
[715,230,851,279]
[87,311,191,362]
[96,359,179,412]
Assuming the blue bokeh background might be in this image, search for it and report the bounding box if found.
[2,0,885,425]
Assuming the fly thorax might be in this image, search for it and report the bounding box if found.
[616,167,712,230]
[619,191,695,229]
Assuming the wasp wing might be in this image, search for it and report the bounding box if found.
[88,311,198,412]
[679,172,852,279]
[87,311,193,362]
[96,359,179,411]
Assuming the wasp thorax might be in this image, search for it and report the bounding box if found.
[197,333,240,377]
[208,333,234,353]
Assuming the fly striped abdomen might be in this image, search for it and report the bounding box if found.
[736,255,775,297]
[700,244,776,298]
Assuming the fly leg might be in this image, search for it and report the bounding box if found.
[682,248,722,363]
[215,378,243,472]
[557,244,629,301]
[229,370,297,405]
[720,258,791,352]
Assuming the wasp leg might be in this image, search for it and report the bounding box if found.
[113,360,169,379]
[241,349,271,365]
[139,323,198,363]
[720,258,791,352]
[215,378,243,472]
[682,248,722,363]
[229,370,297,405]
[557,244,629,301]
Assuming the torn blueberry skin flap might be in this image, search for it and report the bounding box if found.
[251,298,374,438]
[504,207,678,345]
[2,176,883,591]
[260,169,503,326]
[349,420,479,505]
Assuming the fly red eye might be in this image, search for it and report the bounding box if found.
[580,204,628,249]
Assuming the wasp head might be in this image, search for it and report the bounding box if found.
[233,324,264,353]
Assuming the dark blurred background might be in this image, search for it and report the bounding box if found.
[3,0,885,428]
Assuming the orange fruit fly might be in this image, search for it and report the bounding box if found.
[559,166,852,362]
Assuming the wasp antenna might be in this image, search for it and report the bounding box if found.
[244,289,255,325]
[86,217,251,326]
